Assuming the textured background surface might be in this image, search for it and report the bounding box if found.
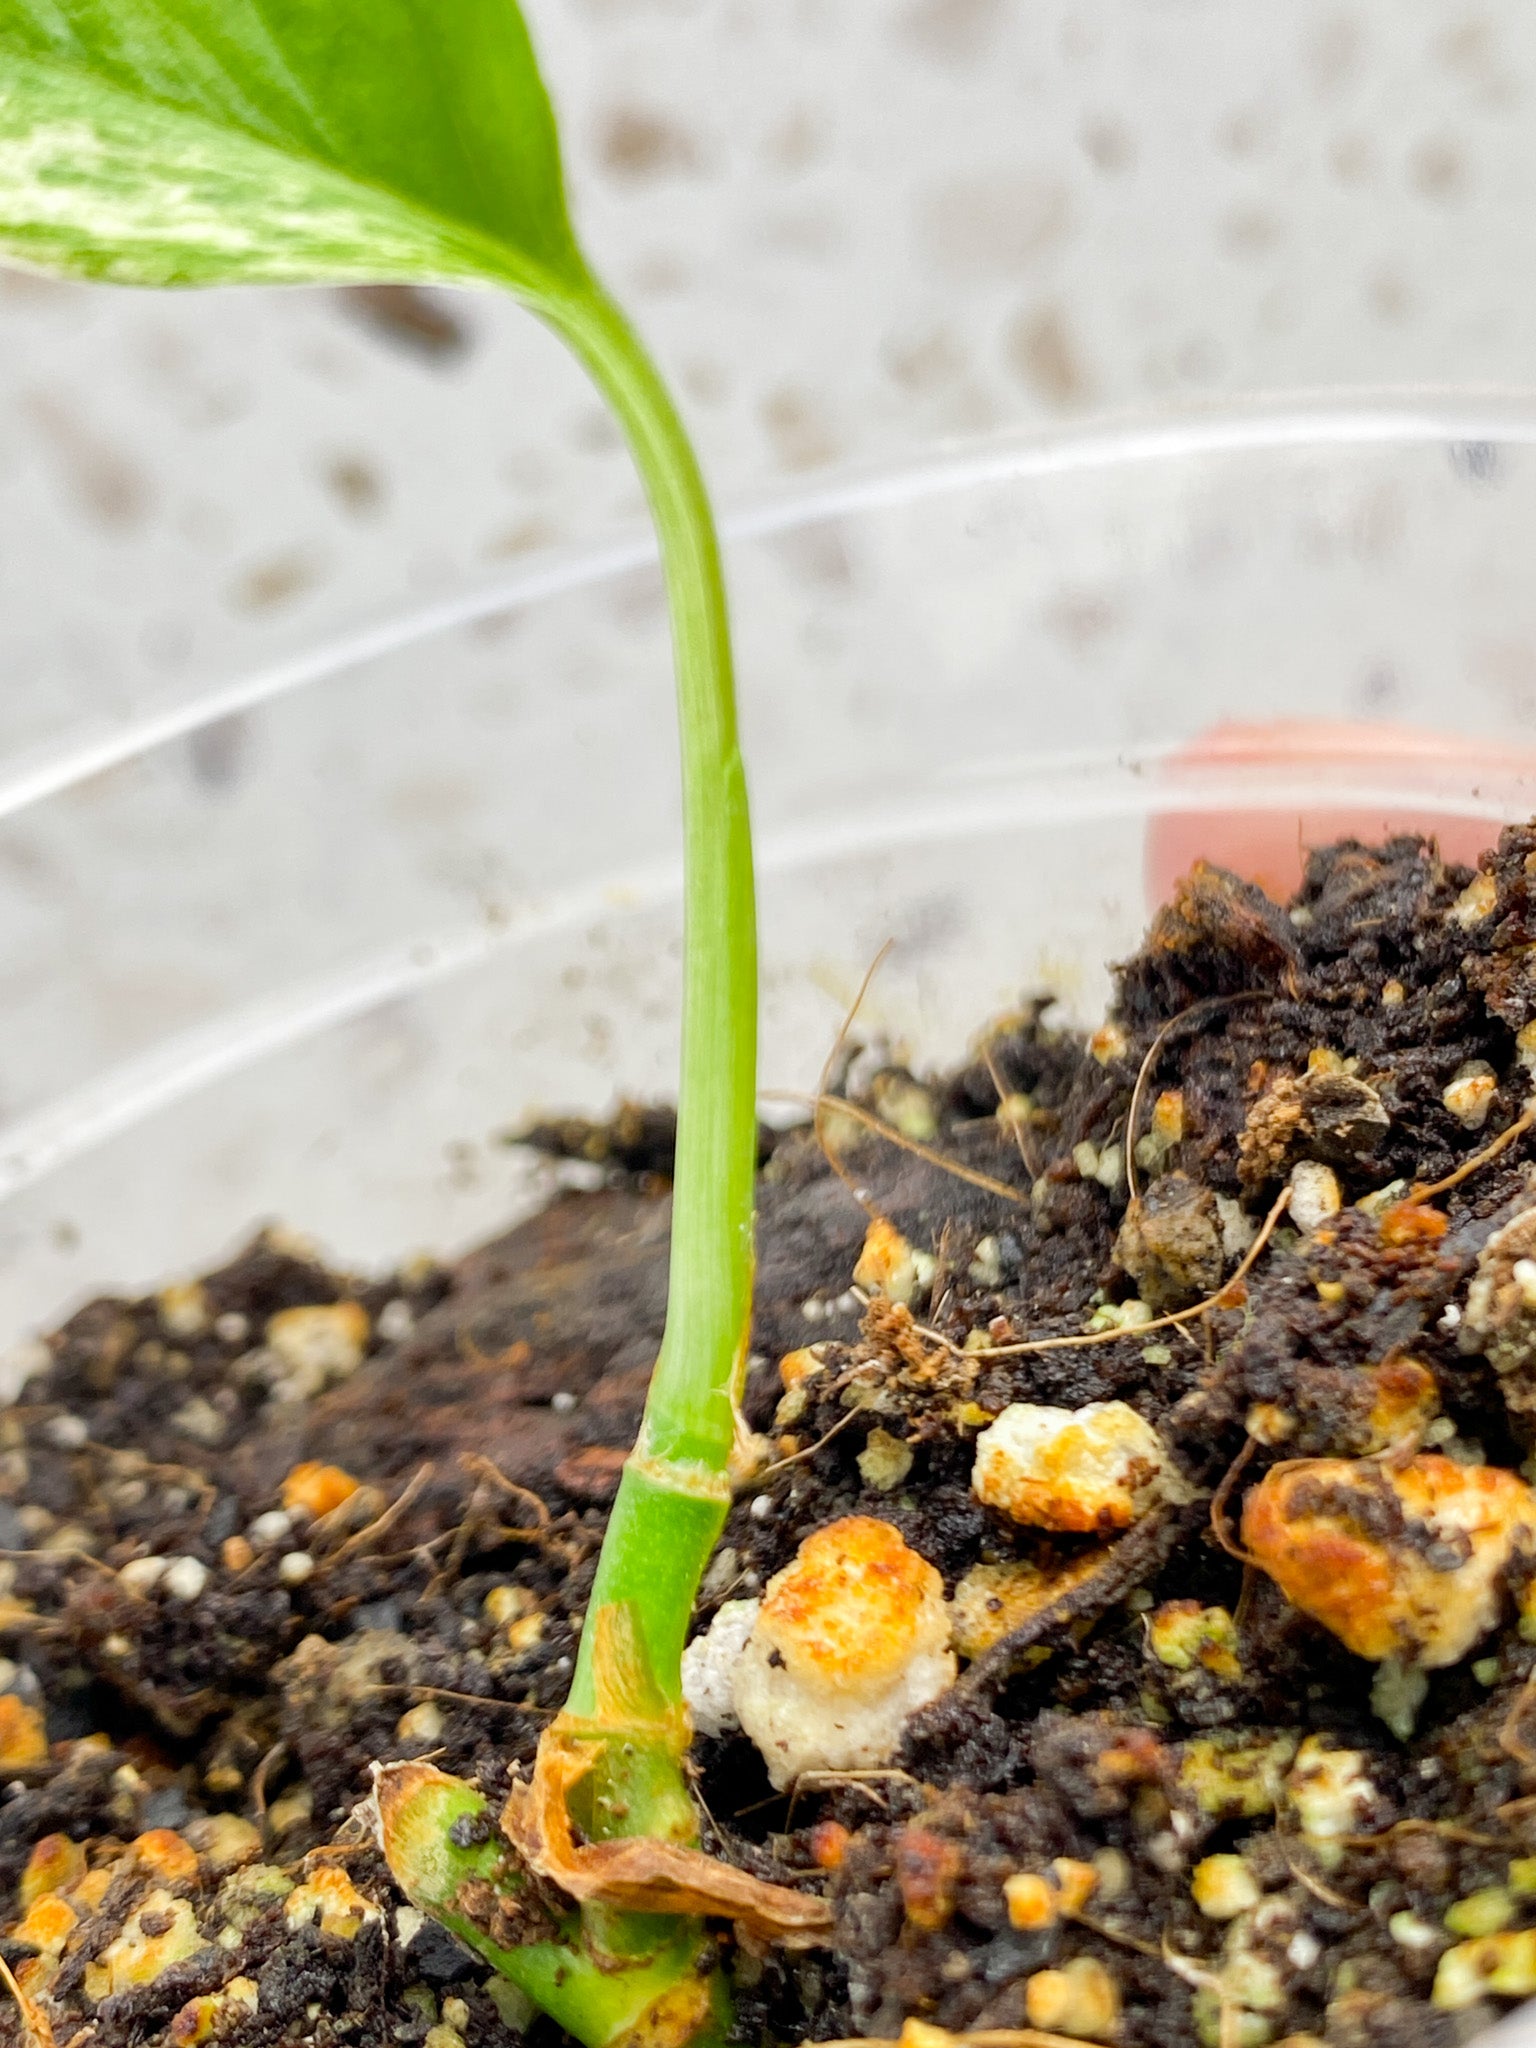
[0,0,1532,759]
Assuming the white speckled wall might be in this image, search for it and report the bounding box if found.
[1,1,1532,757]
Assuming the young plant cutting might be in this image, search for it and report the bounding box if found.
[0,5,763,2043]
[8,9,1536,2048]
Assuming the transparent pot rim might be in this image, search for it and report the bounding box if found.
[0,745,1526,1208]
[7,381,1536,829]
[9,385,1536,1208]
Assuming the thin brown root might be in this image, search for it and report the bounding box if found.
[756,1405,862,1480]
[299,1840,376,1868]
[318,1464,432,1569]
[81,1438,217,1509]
[785,1765,919,1825]
[366,1682,550,1716]
[1072,1910,1160,1957]
[1124,992,1271,1205]
[358,1533,458,1571]
[485,1520,592,1561]
[773,1078,1030,1209]
[427,1472,493,1597]
[934,1183,1291,1361]
[1347,1817,1511,1851]
[1413,1102,1536,1201]
[429,1456,565,1592]
[960,1501,1190,1700]
[1279,1748,1361,1901]
[729,1787,794,1820]
[459,1456,551,1527]
[813,942,895,1221]
[795,1766,919,1787]
[982,1038,1040,1181]
[0,1547,121,1584]
[1283,1845,1356,1911]
[1210,1436,1261,1567]
[250,1739,287,1840]
[814,1093,1029,1206]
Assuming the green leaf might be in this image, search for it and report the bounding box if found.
[0,0,589,294]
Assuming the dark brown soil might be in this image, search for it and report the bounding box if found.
[8,828,1536,2045]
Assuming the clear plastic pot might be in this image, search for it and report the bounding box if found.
[4,391,1536,1369]
[7,392,1536,2038]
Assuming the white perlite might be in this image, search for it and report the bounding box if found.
[973,1400,1170,1533]
[680,1599,760,1738]
[162,1555,209,1602]
[732,1518,956,1790]
[1288,1160,1341,1234]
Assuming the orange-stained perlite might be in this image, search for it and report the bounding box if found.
[1362,1359,1440,1446]
[1378,1200,1450,1248]
[1242,1452,1536,1667]
[280,1461,360,1520]
[10,1891,77,1955]
[0,1693,49,1770]
[18,1832,85,1909]
[972,1400,1173,1533]
[808,1820,850,1871]
[1004,1871,1058,1930]
[131,1827,200,1887]
[750,1516,946,1691]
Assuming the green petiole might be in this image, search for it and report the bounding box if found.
[545,278,757,1724]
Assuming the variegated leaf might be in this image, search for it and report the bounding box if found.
[0,1,588,295]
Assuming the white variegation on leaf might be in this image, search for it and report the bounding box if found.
[0,0,590,295]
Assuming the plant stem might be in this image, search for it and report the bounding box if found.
[377,1764,728,2048]
[543,278,758,1722]
[404,277,757,2048]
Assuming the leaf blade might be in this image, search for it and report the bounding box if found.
[0,0,589,293]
